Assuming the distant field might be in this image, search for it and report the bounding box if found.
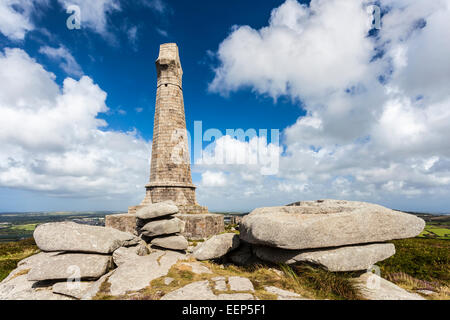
[0,212,111,242]
[415,214,450,240]
[419,227,450,240]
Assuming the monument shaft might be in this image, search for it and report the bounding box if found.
[132,43,207,214]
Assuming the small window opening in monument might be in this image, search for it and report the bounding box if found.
[165,84,168,87]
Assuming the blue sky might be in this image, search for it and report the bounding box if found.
[0,0,449,213]
[1,0,303,138]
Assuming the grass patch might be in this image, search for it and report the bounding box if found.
[93,278,117,300]
[0,238,39,282]
[8,268,30,281]
[188,239,204,247]
[377,237,449,299]
[419,226,450,240]
[377,238,449,286]
[285,264,362,300]
[224,224,239,234]
[9,224,38,232]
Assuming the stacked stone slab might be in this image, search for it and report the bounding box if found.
[29,222,145,279]
[235,200,426,272]
[0,221,198,300]
[136,200,189,251]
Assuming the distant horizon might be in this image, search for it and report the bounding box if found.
[0,207,448,216]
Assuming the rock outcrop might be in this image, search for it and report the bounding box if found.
[161,279,255,300]
[134,201,190,252]
[193,233,240,260]
[0,220,153,300]
[27,253,113,281]
[0,198,429,301]
[151,235,189,251]
[235,200,425,272]
[136,200,179,220]
[240,200,425,250]
[140,218,185,237]
[354,273,425,300]
[33,222,140,254]
[264,286,308,300]
[107,250,185,296]
[253,243,396,272]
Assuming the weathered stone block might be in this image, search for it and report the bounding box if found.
[240,200,425,250]
[34,222,139,254]
[176,213,225,240]
[253,243,396,271]
[105,213,137,235]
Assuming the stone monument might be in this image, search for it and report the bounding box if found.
[107,43,223,240]
[129,43,208,215]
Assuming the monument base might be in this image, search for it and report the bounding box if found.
[128,203,208,215]
[105,214,137,235]
[105,213,224,240]
[175,214,225,240]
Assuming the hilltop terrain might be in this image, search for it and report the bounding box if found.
[0,208,448,300]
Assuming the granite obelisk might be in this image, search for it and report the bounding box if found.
[129,43,208,215]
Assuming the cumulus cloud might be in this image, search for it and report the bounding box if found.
[201,171,227,187]
[0,48,151,203]
[58,0,121,37]
[0,0,123,40]
[204,0,450,213]
[210,0,376,100]
[0,0,48,40]
[199,134,281,176]
[39,45,83,77]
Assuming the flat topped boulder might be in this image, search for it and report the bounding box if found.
[193,233,240,260]
[136,201,179,220]
[27,253,112,281]
[240,200,425,250]
[34,222,140,254]
[151,235,188,250]
[140,218,185,237]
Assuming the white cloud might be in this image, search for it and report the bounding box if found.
[0,0,122,40]
[0,48,151,203]
[204,0,450,213]
[39,45,83,77]
[141,0,167,14]
[198,134,281,176]
[57,0,121,36]
[210,0,375,100]
[0,0,48,40]
[201,171,227,187]
[156,28,168,37]
[127,25,138,45]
